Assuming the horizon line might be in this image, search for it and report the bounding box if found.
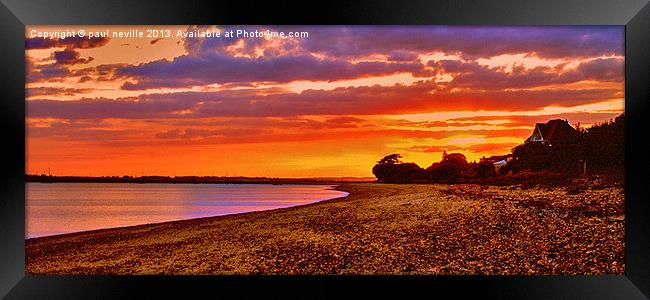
[25,174,377,179]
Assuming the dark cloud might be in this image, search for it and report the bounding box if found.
[26,26,624,94]
[27,87,92,98]
[430,57,623,90]
[26,26,624,120]
[573,58,624,82]
[78,76,93,83]
[117,53,426,90]
[113,27,623,91]
[26,35,110,83]
[27,63,72,82]
[27,79,620,121]
[387,50,419,62]
[26,36,109,50]
[450,112,623,127]
[28,62,128,83]
[27,119,141,141]
[297,26,623,60]
[53,48,94,65]
[182,25,268,56]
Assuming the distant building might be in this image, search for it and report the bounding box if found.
[524,119,579,146]
[480,154,513,171]
[480,154,513,164]
[522,119,586,175]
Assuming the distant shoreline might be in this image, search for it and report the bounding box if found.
[25,174,375,185]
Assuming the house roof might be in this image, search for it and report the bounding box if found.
[480,154,513,164]
[525,119,578,143]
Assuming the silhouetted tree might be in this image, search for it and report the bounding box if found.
[427,152,469,182]
[371,114,624,184]
[508,142,552,173]
[582,114,624,174]
[372,154,427,183]
[377,153,403,165]
[505,136,582,175]
[475,161,497,178]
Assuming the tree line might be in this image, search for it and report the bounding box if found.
[372,114,624,184]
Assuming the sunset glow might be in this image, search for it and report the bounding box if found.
[25,25,625,177]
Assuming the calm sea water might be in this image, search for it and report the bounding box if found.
[26,183,348,239]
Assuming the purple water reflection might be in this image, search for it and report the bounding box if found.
[26,183,348,238]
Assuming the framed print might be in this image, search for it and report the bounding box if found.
[1,0,649,299]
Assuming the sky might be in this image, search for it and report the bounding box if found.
[25,25,625,177]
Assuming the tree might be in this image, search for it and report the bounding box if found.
[372,154,427,183]
[427,152,469,182]
[506,136,582,175]
[377,153,403,165]
[441,153,468,168]
[582,114,624,174]
[475,161,496,178]
[508,142,552,173]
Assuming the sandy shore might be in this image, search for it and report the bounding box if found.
[26,183,624,275]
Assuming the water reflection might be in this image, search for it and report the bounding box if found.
[26,183,348,238]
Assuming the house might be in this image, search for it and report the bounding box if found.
[522,118,586,175]
[480,154,513,171]
[480,154,513,164]
[524,119,579,146]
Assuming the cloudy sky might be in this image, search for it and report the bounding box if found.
[26,25,624,177]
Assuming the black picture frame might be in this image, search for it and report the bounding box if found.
[1,0,649,299]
